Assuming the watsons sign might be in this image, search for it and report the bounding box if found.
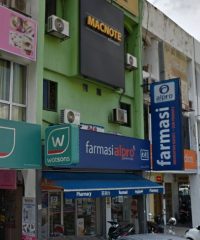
[86,15,122,43]
[150,78,183,170]
[45,124,79,167]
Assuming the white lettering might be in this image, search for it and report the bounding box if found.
[118,190,128,195]
[76,192,92,197]
[135,190,144,194]
[85,141,114,156]
[47,156,70,163]
[155,107,171,166]
[52,135,64,147]
[149,189,159,193]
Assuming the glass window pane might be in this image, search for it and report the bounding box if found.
[49,192,62,237]
[41,192,49,240]
[13,64,26,104]
[0,103,9,119]
[0,59,10,101]
[43,79,57,111]
[64,199,75,235]
[77,198,96,236]
[11,106,26,121]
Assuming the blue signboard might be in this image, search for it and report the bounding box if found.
[150,78,183,170]
[77,129,150,170]
[64,187,162,199]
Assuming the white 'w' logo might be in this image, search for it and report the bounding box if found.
[52,135,64,147]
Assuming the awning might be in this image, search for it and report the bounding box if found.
[42,172,163,199]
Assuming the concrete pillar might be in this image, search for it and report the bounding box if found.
[105,197,112,238]
[189,174,200,226]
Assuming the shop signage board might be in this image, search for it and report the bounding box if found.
[0,119,41,169]
[80,0,125,89]
[184,149,197,171]
[150,78,184,170]
[0,5,37,61]
[64,187,162,199]
[45,124,79,166]
[78,130,150,170]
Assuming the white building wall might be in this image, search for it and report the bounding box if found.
[143,0,200,227]
[142,39,160,80]
[143,1,193,59]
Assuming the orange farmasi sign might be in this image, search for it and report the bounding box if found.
[184,149,197,170]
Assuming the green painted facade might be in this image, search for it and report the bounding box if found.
[40,0,144,140]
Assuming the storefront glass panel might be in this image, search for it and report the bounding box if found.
[77,198,96,236]
[41,191,63,239]
[63,199,75,235]
[0,187,23,240]
[111,196,139,232]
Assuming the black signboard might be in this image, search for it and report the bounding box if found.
[80,0,124,89]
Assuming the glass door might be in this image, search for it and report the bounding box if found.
[41,190,63,239]
[77,198,97,236]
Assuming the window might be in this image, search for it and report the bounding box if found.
[43,79,57,111]
[120,102,131,127]
[45,0,56,23]
[0,59,27,121]
[144,104,149,140]
[182,115,190,149]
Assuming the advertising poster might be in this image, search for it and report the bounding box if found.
[0,5,37,61]
[22,197,37,240]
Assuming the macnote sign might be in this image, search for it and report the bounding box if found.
[45,124,79,166]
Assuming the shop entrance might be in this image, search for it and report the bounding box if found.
[178,183,191,225]
[42,190,100,238]
[111,196,139,234]
[0,186,23,240]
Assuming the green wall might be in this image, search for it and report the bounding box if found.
[41,0,144,140]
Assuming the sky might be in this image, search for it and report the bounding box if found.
[146,0,200,41]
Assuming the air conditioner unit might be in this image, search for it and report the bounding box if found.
[10,0,27,14]
[60,109,80,125]
[112,108,127,124]
[47,15,69,39]
[126,53,137,70]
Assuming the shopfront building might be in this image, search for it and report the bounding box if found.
[0,4,40,239]
[42,125,163,239]
[0,119,41,240]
